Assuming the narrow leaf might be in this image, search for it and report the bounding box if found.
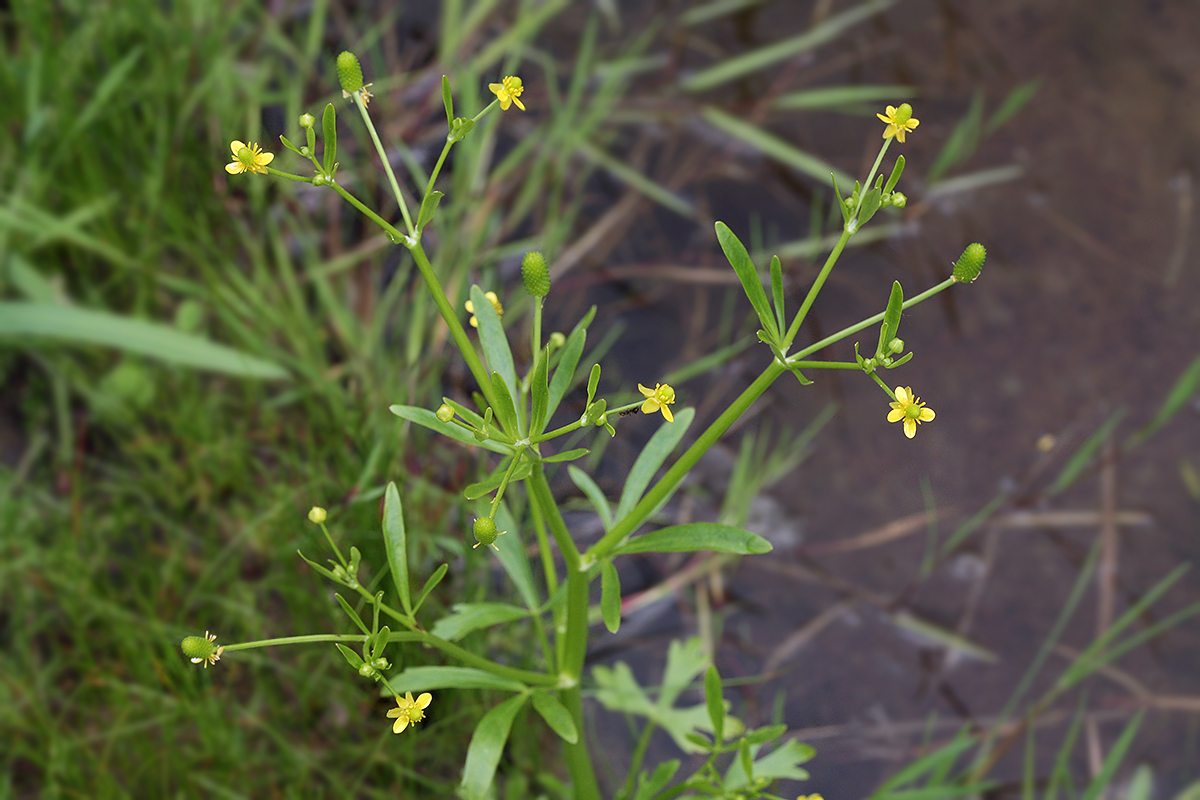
[389,404,511,455]
[601,561,622,633]
[470,285,518,409]
[614,522,772,556]
[382,482,414,617]
[441,74,454,126]
[716,222,776,338]
[416,190,443,232]
[769,255,785,336]
[614,406,695,525]
[884,154,906,194]
[1126,353,1200,447]
[882,280,904,346]
[430,603,529,642]
[569,465,613,530]
[540,447,588,463]
[547,326,586,419]
[413,564,448,614]
[322,102,337,175]
[389,666,526,694]
[531,691,579,744]
[489,371,519,435]
[704,665,725,744]
[460,694,528,800]
[1047,410,1125,496]
[530,344,550,435]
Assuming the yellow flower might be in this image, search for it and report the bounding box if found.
[638,383,676,423]
[465,291,503,328]
[387,691,432,733]
[887,386,935,438]
[876,103,919,143]
[182,630,225,668]
[225,140,274,175]
[488,76,526,111]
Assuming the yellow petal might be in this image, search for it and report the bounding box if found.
[895,387,911,404]
[393,716,409,733]
[230,140,246,155]
[903,418,917,438]
[887,408,905,423]
[638,384,654,398]
[919,407,935,422]
[661,405,674,423]
[225,162,244,174]
[415,693,432,709]
[258,151,274,167]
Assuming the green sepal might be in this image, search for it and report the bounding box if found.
[322,103,337,176]
[539,447,588,463]
[382,482,414,617]
[413,564,448,614]
[417,190,443,232]
[858,186,883,226]
[334,592,370,637]
[715,222,777,341]
[335,643,365,671]
[601,560,621,633]
[529,344,550,436]
[531,691,579,744]
[769,255,785,336]
[756,329,772,345]
[704,664,725,745]
[489,371,519,435]
[884,154,906,194]
[585,398,607,426]
[880,280,904,353]
[441,75,454,127]
[279,134,302,154]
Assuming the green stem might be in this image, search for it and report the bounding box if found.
[353,94,415,236]
[587,359,788,561]
[787,277,957,363]
[781,228,852,351]
[527,465,599,800]
[788,360,860,370]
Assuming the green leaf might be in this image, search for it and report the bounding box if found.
[539,447,588,463]
[881,280,904,349]
[0,303,288,379]
[334,593,370,637]
[370,625,390,661]
[614,406,695,525]
[430,602,529,641]
[724,739,814,790]
[388,404,511,454]
[530,345,550,436]
[715,222,776,340]
[390,666,527,694]
[441,74,454,126]
[460,694,529,800]
[334,643,365,671]
[531,691,578,744]
[416,190,443,232]
[884,154,906,194]
[633,760,680,800]
[1126,353,1200,448]
[614,522,772,556]
[568,465,613,530]
[489,371,519,436]
[296,550,341,584]
[704,664,725,745]
[832,174,852,225]
[986,79,1040,134]
[493,502,540,610]
[412,564,448,614]
[471,285,518,411]
[381,482,414,617]
[547,325,587,420]
[769,255,785,336]
[1080,713,1144,800]
[703,108,853,188]
[600,561,622,633]
[858,186,883,226]
[586,362,601,405]
[322,102,337,175]
[464,453,531,500]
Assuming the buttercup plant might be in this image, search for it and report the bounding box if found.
[191,50,986,799]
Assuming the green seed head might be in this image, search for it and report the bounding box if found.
[953,243,987,283]
[473,516,499,548]
[521,251,551,297]
[336,51,365,94]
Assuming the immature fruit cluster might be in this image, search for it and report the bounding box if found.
[521,251,550,297]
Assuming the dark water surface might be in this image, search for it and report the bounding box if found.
[579,1,1200,796]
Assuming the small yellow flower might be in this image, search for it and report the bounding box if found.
[386,691,432,733]
[182,630,225,668]
[465,291,504,328]
[797,795,825,800]
[488,76,526,111]
[876,103,919,143]
[638,383,676,423]
[887,386,935,438]
[308,506,327,524]
[225,140,274,175]
[342,84,373,107]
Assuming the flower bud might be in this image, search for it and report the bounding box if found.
[436,404,455,423]
[308,506,327,524]
[888,338,905,354]
[336,51,365,95]
[299,113,316,129]
[549,332,565,348]
[521,251,551,297]
[889,192,907,209]
[953,243,987,283]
